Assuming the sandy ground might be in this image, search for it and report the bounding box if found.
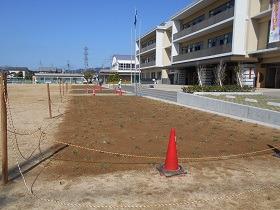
[0,84,67,174]
[0,84,280,209]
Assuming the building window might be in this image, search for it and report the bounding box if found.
[182,15,205,30]
[208,39,216,48]
[194,43,203,51]
[180,42,203,54]
[208,33,232,48]
[119,63,124,70]
[141,39,156,48]
[145,72,149,79]
[267,20,271,47]
[209,0,234,17]
[141,54,156,64]
[157,72,162,80]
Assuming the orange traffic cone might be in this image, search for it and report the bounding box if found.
[157,128,187,177]
[118,88,122,96]
[164,128,179,171]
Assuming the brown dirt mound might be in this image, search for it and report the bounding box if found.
[70,89,115,94]
[71,85,100,89]
[49,96,280,177]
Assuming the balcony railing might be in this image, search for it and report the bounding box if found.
[173,44,232,63]
[138,61,156,68]
[137,43,156,55]
[173,7,234,40]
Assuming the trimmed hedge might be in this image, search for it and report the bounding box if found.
[182,85,254,93]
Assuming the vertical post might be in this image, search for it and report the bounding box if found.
[134,16,137,95]
[275,68,279,88]
[59,80,62,102]
[66,83,68,94]
[1,73,8,184]
[130,27,133,84]
[138,20,141,86]
[62,81,65,96]
[47,83,52,119]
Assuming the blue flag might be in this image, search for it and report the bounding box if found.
[134,10,137,27]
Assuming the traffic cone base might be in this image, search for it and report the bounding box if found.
[157,164,187,177]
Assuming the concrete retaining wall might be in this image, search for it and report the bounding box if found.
[121,85,178,102]
[177,92,280,126]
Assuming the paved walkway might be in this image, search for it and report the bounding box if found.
[144,84,184,92]
[111,84,280,101]
[121,84,178,102]
[146,85,280,100]
[257,88,280,98]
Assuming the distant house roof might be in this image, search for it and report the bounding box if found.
[113,55,134,61]
[34,67,63,73]
[0,66,29,72]
[34,73,84,77]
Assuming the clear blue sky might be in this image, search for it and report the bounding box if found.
[0,0,192,69]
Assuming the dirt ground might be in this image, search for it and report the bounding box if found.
[70,84,117,94]
[50,95,280,177]
[0,84,280,209]
[0,84,67,172]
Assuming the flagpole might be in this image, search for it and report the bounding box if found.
[138,20,141,87]
[134,9,137,95]
[130,27,133,84]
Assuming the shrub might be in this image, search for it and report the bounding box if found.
[182,85,254,93]
[108,73,120,83]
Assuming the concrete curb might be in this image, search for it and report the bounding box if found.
[194,92,263,96]
[143,95,280,130]
[115,86,280,129]
[177,92,280,129]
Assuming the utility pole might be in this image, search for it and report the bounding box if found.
[0,72,8,184]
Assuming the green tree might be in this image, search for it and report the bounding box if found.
[25,71,34,80]
[15,71,23,78]
[84,71,93,83]
[108,73,120,83]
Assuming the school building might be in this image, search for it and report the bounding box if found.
[136,0,280,88]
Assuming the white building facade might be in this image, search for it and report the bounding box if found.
[98,55,138,83]
[111,55,135,72]
[136,22,173,84]
[137,0,280,88]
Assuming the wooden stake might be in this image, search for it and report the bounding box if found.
[1,73,8,184]
[62,81,65,96]
[59,80,62,102]
[66,83,68,94]
[47,83,52,118]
